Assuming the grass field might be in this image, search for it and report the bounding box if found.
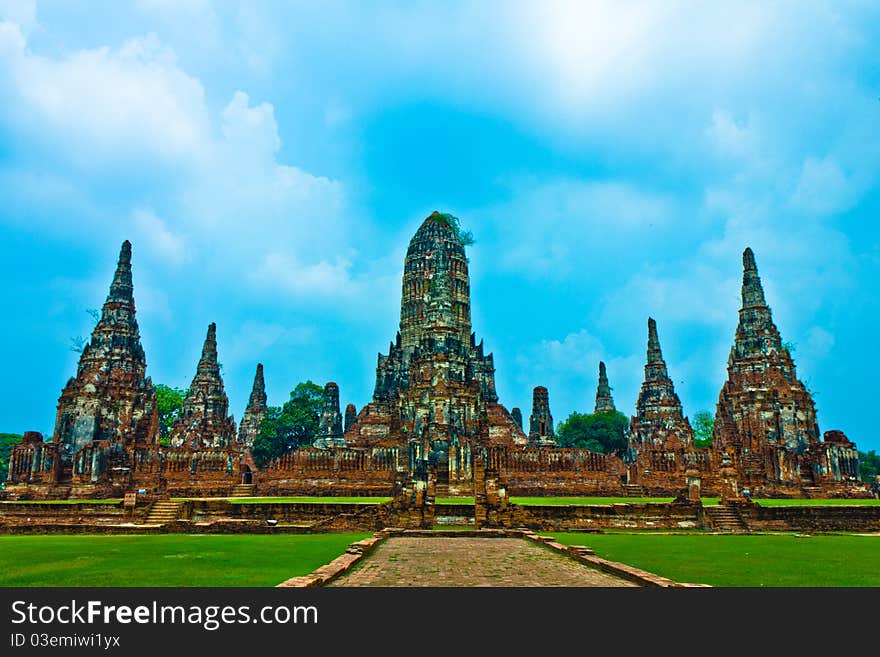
[0,534,369,587]
[441,496,880,506]
[215,497,392,504]
[550,532,880,586]
[0,499,123,505]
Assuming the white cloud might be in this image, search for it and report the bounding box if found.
[0,25,359,302]
[513,328,644,419]
[0,0,35,34]
[131,208,187,266]
[480,178,676,278]
[224,320,317,365]
[707,110,758,160]
[1,29,211,164]
[220,91,280,162]
[251,253,354,298]
[790,156,856,215]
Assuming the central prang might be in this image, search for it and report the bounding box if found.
[344,212,526,490]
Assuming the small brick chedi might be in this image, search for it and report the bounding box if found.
[4,215,867,499]
[237,364,267,447]
[170,323,237,449]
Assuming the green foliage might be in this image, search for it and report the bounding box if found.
[556,411,629,455]
[859,450,879,484]
[155,384,186,446]
[691,410,715,448]
[251,381,324,467]
[434,212,475,246]
[0,433,23,482]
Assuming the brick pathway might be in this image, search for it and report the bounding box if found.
[328,537,637,587]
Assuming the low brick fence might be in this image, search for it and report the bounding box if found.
[2,499,878,535]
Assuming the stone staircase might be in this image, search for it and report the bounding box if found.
[144,500,183,525]
[801,486,825,499]
[705,506,750,533]
[623,484,646,497]
[230,484,256,498]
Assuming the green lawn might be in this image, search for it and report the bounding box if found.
[0,534,369,587]
[444,496,880,506]
[550,532,880,586]
[511,497,675,505]
[193,497,392,504]
[0,499,122,505]
[438,496,679,505]
[747,498,880,506]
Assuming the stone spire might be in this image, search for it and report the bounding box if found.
[645,317,669,380]
[528,386,556,446]
[344,403,358,432]
[629,318,692,449]
[741,247,766,309]
[510,407,523,431]
[237,363,267,446]
[713,247,820,465]
[730,247,783,361]
[399,211,472,349]
[594,361,616,413]
[197,323,220,380]
[170,323,236,448]
[314,382,346,448]
[349,211,521,452]
[53,240,158,461]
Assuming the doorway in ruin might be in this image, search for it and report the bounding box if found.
[241,465,253,484]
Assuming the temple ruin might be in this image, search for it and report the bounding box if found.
[3,214,867,500]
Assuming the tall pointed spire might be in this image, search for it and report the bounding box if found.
[107,240,134,305]
[171,322,236,448]
[645,317,669,381]
[714,247,820,460]
[53,240,157,458]
[594,361,616,413]
[90,240,140,348]
[238,363,267,446]
[741,247,767,309]
[248,363,266,407]
[197,323,220,378]
[630,318,692,448]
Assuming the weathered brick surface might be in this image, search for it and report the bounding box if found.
[170,323,237,449]
[328,536,638,587]
[237,363,267,447]
[4,229,868,503]
[710,248,861,496]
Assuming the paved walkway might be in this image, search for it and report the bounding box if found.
[328,537,637,587]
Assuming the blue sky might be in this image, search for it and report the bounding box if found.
[1,1,878,451]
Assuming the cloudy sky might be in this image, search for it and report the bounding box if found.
[1,1,878,451]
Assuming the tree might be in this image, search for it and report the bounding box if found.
[0,433,23,484]
[859,450,879,484]
[155,384,186,446]
[692,410,715,448]
[251,381,324,467]
[556,411,629,455]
